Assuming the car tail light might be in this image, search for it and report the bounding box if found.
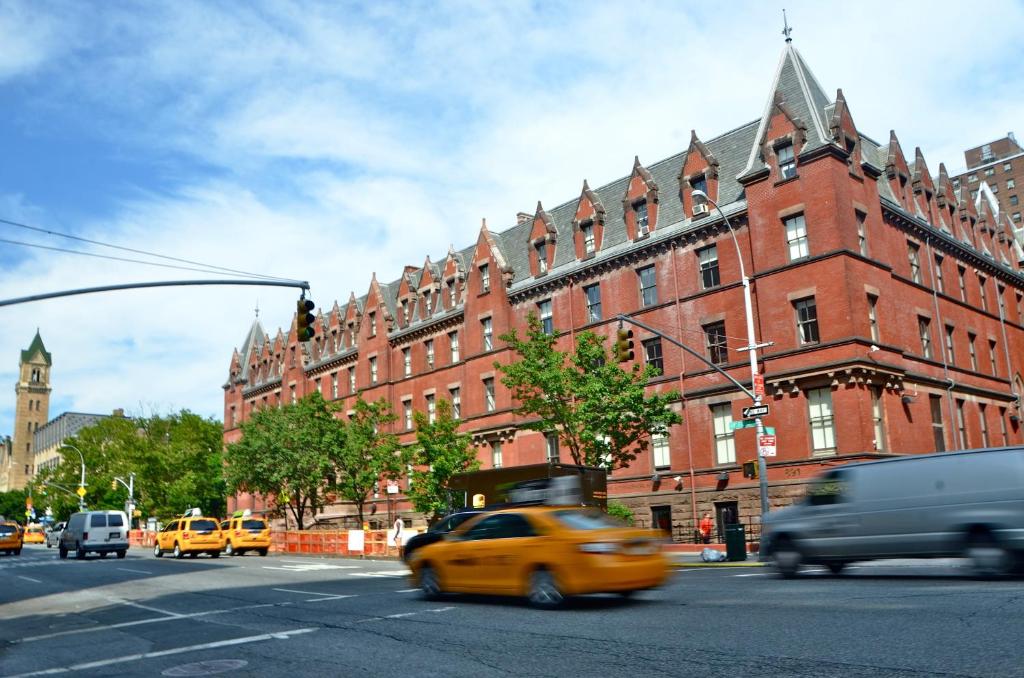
[579,542,620,554]
[83,532,89,541]
[234,530,241,536]
[183,532,191,540]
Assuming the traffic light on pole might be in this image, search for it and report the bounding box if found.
[614,327,635,362]
[742,460,758,479]
[296,298,316,341]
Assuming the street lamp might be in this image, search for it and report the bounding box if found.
[113,472,136,527]
[691,189,772,518]
[61,444,87,512]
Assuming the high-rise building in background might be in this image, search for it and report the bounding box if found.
[951,133,1024,227]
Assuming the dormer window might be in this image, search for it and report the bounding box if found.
[536,241,549,274]
[480,264,490,292]
[447,280,457,306]
[635,201,649,236]
[581,223,595,254]
[368,312,376,337]
[424,293,433,316]
[777,143,796,179]
[401,300,410,324]
[690,175,707,196]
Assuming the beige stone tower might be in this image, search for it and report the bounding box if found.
[1,331,51,491]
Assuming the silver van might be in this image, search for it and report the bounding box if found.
[761,447,1024,577]
[59,510,130,560]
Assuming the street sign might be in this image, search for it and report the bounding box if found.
[758,434,777,457]
[742,405,770,419]
[386,480,399,494]
[76,486,87,498]
[729,420,758,430]
[764,426,775,435]
[753,374,765,399]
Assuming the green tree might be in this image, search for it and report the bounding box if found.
[0,489,29,523]
[403,399,479,525]
[607,501,635,526]
[225,393,336,530]
[498,314,682,471]
[328,397,402,527]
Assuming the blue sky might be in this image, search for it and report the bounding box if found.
[1,0,1023,436]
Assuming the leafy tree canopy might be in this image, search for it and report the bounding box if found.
[328,397,402,526]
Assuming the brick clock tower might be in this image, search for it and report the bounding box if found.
[1,331,51,491]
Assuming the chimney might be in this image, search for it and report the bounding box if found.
[516,212,531,225]
[112,408,125,417]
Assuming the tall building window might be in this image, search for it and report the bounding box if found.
[582,223,595,254]
[426,394,436,424]
[704,321,728,365]
[635,201,649,236]
[584,284,602,322]
[978,276,988,311]
[546,433,560,463]
[403,400,413,430]
[856,212,868,257]
[290,385,297,404]
[711,404,735,465]
[999,407,1009,445]
[401,299,410,324]
[480,264,490,292]
[403,347,412,377]
[368,311,376,337]
[944,325,956,364]
[1017,293,1023,322]
[449,331,460,363]
[481,317,493,351]
[918,317,932,359]
[449,387,461,419]
[651,432,670,470]
[979,403,990,447]
[536,241,548,274]
[425,339,435,369]
[968,333,978,371]
[448,280,457,307]
[638,265,658,306]
[956,399,967,449]
[794,297,819,344]
[784,214,809,260]
[957,266,967,302]
[930,394,945,452]
[538,299,553,334]
[698,245,720,289]
[807,387,836,454]
[369,357,378,384]
[933,255,944,294]
[989,339,999,375]
[997,284,1006,318]
[424,292,433,316]
[643,338,664,375]
[491,441,503,468]
[777,143,796,179]
[907,242,921,283]
[349,366,356,393]
[690,175,708,196]
[871,387,886,451]
[331,373,339,398]
[483,377,495,412]
[867,294,880,342]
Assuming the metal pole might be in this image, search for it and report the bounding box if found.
[692,191,771,518]
[0,278,310,308]
[62,444,87,511]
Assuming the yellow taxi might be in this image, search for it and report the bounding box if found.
[219,510,271,557]
[23,523,46,544]
[153,509,224,559]
[409,506,668,608]
[0,521,23,556]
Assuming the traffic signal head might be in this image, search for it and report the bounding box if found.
[614,328,635,362]
[742,460,758,479]
[112,480,118,490]
[296,298,316,341]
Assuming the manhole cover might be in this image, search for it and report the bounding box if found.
[162,659,249,676]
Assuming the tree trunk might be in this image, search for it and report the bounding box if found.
[355,500,365,527]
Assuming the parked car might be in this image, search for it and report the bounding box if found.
[761,446,1024,578]
[0,521,23,556]
[153,510,223,559]
[402,509,484,563]
[409,506,668,608]
[45,522,66,549]
[219,511,270,556]
[59,511,130,559]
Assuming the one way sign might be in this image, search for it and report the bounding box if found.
[742,405,769,419]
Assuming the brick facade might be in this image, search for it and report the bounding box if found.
[951,133,1024,228]
[1,332,52,491]
[222,44,1024,540]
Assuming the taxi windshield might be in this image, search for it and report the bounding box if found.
[551,509,624,530]
[242,520,266,530]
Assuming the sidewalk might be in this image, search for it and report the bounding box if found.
[663,542,765,568]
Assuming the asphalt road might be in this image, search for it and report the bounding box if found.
[1,543,1022,677]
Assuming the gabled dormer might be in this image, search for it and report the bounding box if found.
[572,180,605,259]
[418,257,439,320]
[363,273,393,338]
[343,292,362,348]
[935,163,958,233]
[472,220,513,294]
[828,89,861,176]
[528,202,557,276]
[396,267,418,328]
[679,130,719,219]
[621,156,659,240]
[760,92,807,184]
[957,185,979,247]
[885,131,912,210]
[911,148,937,225]
[442,245,467,308]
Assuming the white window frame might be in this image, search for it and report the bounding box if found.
[449,387,461,419]
[484,377,495,412]
[807,387,836,454]
[545,433,560,463]
[403,400,413,430]
[449,331,459,363]
[369,357,378,384]
[403,347,411,377]
[426,394,436,424]
[482,317,493,351]
[536,241,548,274]
[784,215,809,260]
[635,201,649,236]
[491,441,503,469]
[582,223,595,254]
[711,404,735,465]
[426,339,435,369]
[538,299,553,334]
[584,284,601,322]
[777,143,796,179]
[651,432,670,470]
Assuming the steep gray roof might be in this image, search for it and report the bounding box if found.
[235,319,265,382]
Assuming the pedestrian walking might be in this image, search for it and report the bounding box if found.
[699,512,714,544]
[392,515,405,558]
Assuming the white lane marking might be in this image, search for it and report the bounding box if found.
[262,563,358,572]
[271,587,353,598]
[424,606,455,613]
[395,588,419,593]
[348,571,404,578]
[384,612,417,619]
[116,568,151,575]
[9,627,317,677]
[306,595,356,603]
[733,573,767,577]
[355,606,453,623]
[17,575,42,584]
[111,599,182,618]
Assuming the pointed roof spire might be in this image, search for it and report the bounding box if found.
[21,330,52,366]
[782,8,793,43]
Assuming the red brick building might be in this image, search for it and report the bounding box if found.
[222,43,1024,541]
[951,133,1024,227]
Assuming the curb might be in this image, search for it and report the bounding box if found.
[672,561,766,568]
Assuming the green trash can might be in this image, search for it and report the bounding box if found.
[725,523,747,561]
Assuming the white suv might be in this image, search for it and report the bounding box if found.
[45,521,65,548]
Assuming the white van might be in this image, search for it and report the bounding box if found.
[59,510,130,560]
[761,446,1024,577]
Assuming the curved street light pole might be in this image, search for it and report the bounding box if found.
[692,190,771,519]
[61,444,87,511]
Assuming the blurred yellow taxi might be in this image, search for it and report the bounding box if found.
[219,510,271,557]
[410,506,668,608]
[153,509,224,559]
[23,524,45,544]
[0,521,23,556]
